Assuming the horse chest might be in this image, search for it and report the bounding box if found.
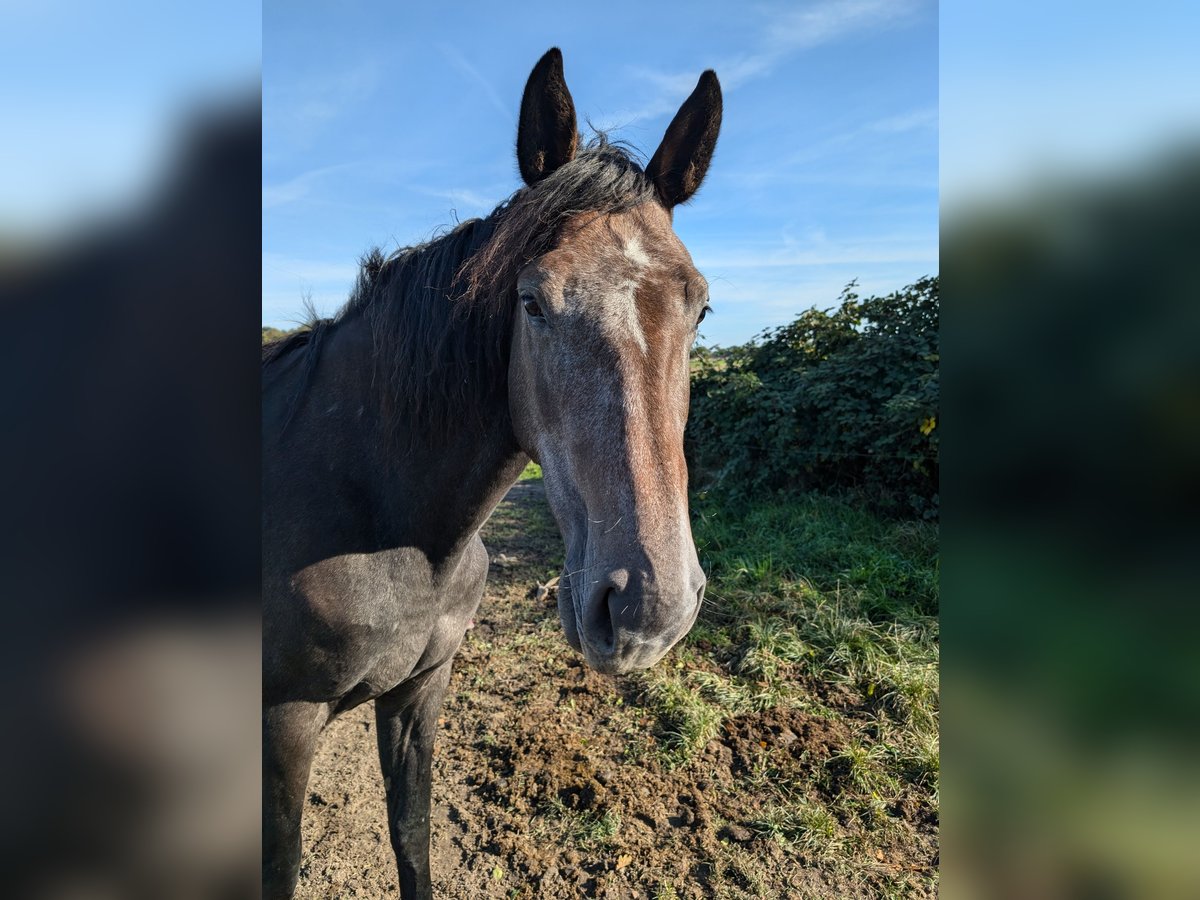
[284,542,487,702]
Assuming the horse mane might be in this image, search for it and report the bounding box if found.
[263,137,658,443]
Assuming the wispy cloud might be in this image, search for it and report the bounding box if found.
[696,265,934,345]
[437,44,513,122]
[261,253,363,326]
[264,59,383,150]
[262,162,360,209]
[758,0,922,64]
[695,236,937,270]
[867,106,938,134]
[262,253,360,285]
[722,103,938,191]
[414,185,496,211]
[613,0,927,125]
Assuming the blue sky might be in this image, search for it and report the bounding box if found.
[940,1,1200,206]
[1,0,259,236]
[264,0,938,345]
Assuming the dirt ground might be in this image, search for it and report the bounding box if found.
[295,481,937,899]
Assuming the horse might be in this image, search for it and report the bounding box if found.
[262,48,722,899]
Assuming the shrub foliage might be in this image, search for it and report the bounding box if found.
[686,277,938,517]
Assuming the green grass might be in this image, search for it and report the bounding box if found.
[518,461,543,481]
[754,798,842,855]
[635,489,939,891]
[480,473,937,895]
[537,797,622,850]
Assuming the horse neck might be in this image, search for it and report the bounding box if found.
[324,308,527,567]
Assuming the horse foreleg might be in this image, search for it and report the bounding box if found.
[262,700,328,900]
[374,660,454,900]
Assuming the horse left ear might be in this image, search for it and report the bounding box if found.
[647,71,722,208]
[517,48,578,186]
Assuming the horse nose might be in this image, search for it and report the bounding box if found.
[582,574,622,659]
[581,570,702,673]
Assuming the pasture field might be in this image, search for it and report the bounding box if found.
[297,465,939,899]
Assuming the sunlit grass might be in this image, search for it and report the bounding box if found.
[538,797,621,850]
[631,489,938,891]
[481,478,938,895]
[754,798,842,855]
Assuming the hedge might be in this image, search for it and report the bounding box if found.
[686,277,939,518]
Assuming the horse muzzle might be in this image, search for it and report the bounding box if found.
[559,562,705,674]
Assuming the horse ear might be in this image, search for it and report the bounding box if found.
[646,70,722,207]
[517,48,578,186]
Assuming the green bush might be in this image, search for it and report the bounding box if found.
[262,325,305,344]
[687,277,938,518]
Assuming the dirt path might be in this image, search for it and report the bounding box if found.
[295,480,557,899]
[295,480,936,898]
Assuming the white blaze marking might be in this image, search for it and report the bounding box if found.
[621,290,648,354]
[623,235,651,269]
[593,269,647,354]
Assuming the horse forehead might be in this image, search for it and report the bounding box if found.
[558,204,689,274]
[547,207,696,359]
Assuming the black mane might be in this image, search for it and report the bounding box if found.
[262,138,657,442]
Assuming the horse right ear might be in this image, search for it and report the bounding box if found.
[647,70,722,208]
[517,48,578,186]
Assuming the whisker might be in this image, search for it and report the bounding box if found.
[561,559,607,581]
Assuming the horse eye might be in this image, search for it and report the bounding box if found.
[522,295,545,320]
[697,304,712,325]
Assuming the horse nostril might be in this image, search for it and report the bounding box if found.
[587,586,617,653]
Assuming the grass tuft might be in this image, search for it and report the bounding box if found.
[487,481,937,895]
[633,490,938,892]
[538,797,622,849]
[754,798,843,855]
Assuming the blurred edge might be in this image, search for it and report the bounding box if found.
[0,63,261,900]
[2,2,1198,898]
[941,2,1200,898]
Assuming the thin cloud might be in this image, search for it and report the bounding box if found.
[761,0,922,60]
[262,162,360,209]
[420,186,495,210]
[262,253,360,285]
[265,59,383,148]
[868,107,938,134]
[261,253,362,326]
[618,0,927,123]
[698,246,937,269]
[695,267,935,345]
[437,44,513,122]
[693,233,937,269]
[724,103,938,191]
